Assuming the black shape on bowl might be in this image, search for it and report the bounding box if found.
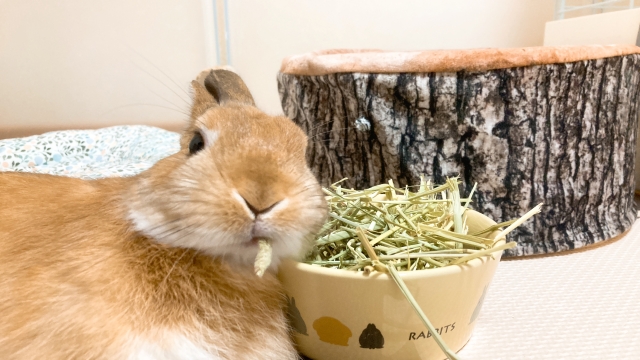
[287,296,308,336]
[359,323,384,349]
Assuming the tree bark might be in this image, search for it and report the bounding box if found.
[278,55,640,257]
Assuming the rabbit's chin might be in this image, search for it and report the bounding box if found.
[200,232,311,271]
[128,206,311,271]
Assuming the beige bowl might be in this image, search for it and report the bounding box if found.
[278,210,503,360]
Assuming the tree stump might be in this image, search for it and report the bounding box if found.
[277,46,640,257]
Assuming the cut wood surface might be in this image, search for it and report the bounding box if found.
[278,54,640,257]
[279,45,640,76]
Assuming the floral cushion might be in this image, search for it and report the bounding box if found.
[0,126,180,179]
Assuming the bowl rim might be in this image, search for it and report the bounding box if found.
[281,209,506,280]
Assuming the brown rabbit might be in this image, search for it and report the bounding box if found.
[0,69,328,359]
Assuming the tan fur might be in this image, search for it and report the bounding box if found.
[0,70,327,359]
[279,44,640,76]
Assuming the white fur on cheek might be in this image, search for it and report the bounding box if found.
[201,128,219,147]
[128,204,215,250]
[232,189,255,220]
[195,118,219,147]
[259,198,289,220]
[127,189,256,262]
[128,207,167,239]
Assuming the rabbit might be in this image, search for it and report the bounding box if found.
[0,68,328,360]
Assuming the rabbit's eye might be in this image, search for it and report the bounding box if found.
[189,132,205,155]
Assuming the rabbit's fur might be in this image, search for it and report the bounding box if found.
[0,69,327,359]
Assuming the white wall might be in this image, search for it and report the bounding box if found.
[228,0,556,114]
[0,0,556,137]
[0,0,212,137]
[545,7,640,46]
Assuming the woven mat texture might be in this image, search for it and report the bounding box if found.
[458,214,640,359]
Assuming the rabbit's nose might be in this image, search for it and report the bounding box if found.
[241,196,281,217]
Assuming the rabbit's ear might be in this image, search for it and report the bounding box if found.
[190,80,217,119]
[203,69,256,106]
[189,68,256,119]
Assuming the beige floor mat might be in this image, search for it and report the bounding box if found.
[459,213,640,359]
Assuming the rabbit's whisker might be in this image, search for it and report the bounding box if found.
[131,48,192,99]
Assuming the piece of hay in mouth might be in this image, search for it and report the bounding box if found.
[254,239,272,277]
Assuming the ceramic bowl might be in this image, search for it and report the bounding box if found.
[278,210,503,360]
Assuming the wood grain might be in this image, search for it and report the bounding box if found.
[278,55,640,257]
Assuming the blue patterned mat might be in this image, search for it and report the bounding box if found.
[0,126,180,179]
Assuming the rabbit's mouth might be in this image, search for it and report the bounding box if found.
[244,232,276,247]
[243,237,262,247]
[248,219,274,241]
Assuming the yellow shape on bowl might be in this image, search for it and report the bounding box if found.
[313,316,352,346]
